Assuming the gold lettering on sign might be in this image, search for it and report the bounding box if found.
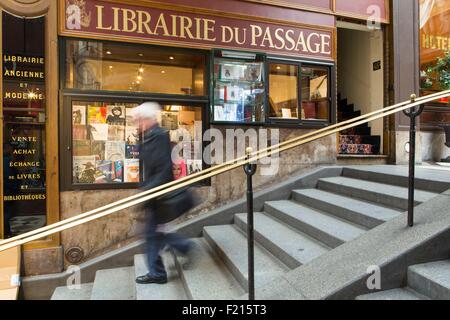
[4,70,44,78]
[123,9,137,33]
[4,194,46,201]
[137,10,153,35]
[422,34,450,52]
[89,4,332,57]
[96,5,112,30]
[3,55,44,64]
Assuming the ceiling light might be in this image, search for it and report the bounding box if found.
[139,67,144,73]
[161,70,166,74]
[137,75,142,81]
[109,65,113,69]
[136,80,140,84]
[106,51,112,55]
[276,66,281,70]
[138,53,144,57]
[169,56,175,60]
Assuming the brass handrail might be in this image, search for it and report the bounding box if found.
[0,90,449,252]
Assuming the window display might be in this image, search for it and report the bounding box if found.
[65,40,206,96]
[70,101,204,187]
[212,50,265,123]
[71,101,140,185]
[301,66,330,121]
[269,64,299,119]
[420,0,450,104]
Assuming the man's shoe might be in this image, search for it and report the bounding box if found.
[135,274,168,284]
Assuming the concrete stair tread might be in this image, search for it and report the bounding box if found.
[264,200,366,247]
[344,165,450,188]
[90,267,136,300]
[319,176,438,204]
[173,238,245,300]
[203,224,289,290]
[234,212,330,269]
[356,288,428,300]
[293,189,401,228]
[134,253,187,300]
[408,260,450,299]
[51,283,94,300]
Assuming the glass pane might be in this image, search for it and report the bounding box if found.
[269,64,299,119]
[72,101,141,185]
[65,40,206,96]
[2,12,47,238]
[160,105,203,179]
[301,66,329,121]
[212,51,265,123]
[420,0,450,104]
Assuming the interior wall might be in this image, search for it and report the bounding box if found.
[337,27,384,151]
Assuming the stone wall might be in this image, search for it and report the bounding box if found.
[58,127,337,268]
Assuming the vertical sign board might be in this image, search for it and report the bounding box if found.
[2,12,47,238]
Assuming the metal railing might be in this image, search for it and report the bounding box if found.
[0,90,449,299]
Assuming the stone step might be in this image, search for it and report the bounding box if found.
[356,288,428,300]
[264,200,366,248]
[342,166,450,193]
[408,260,450,300]
[90,267,136,300]
[134,253,187,300]
[234,212,330,269]
[317,176,438,211]
[172,238,245,300]
[51,283,94,300]
[292,189,401,229]
[203,224,289,291]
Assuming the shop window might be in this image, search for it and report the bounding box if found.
[301,66,330,121]
[69,100,203,187]
[211,50,265,123]
[65,40,206,96]
[269,63,299,119]
[420,0,450,104]
[2,12,47,238]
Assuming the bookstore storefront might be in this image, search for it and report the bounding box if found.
[58,0,336,191]
[1,0,393,275]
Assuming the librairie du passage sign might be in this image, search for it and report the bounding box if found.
[61,0,334,60]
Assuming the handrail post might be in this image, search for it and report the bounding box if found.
[403,94,425,227]
[244,147,257,300]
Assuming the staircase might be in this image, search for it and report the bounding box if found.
[50,166,444,300]
[357,260,450,300]
[338,94,381,155]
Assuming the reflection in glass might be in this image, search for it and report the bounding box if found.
[301,66,329,121]
[269,64,299,119]
[65,40,206,96]
[212,51,265,123]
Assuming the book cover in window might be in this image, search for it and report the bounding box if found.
[72,105,86,125]
[124,159,140,183]
[73,125,87,140]
[126,144,140,159]
[108,124,125,141]
[91,141,105,160]
[105,141,125,161]
[186,159,202,175]
[106,105,126,126]
[161,112,178,130]
[73,140,91,156]
[88,123,109,141]
[88,106,107,124]
[73,156,96,184]
[126,126,139,145]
